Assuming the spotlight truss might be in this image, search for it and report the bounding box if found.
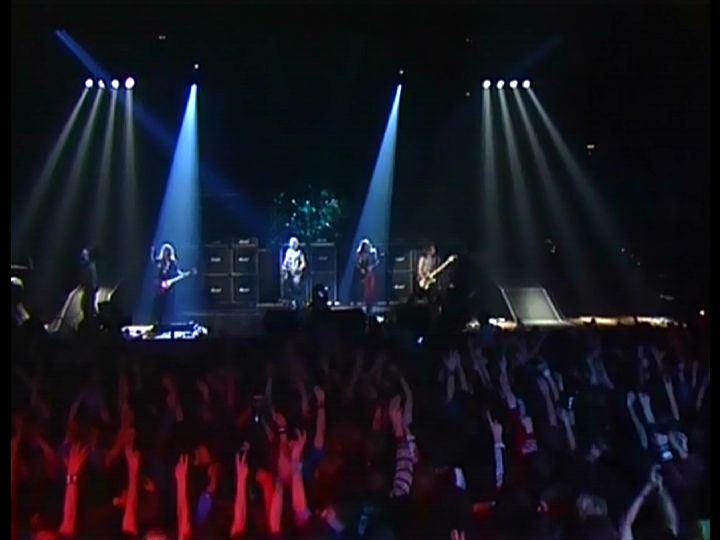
[84,76,136,89]
[483,78,532,89]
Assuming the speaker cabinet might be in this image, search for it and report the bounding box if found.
[309,243,336,273]
[388,246,413,273]
[203,245,232,275]
[389,271,414,303]
[232,275,259,306]
[204,276,232,307]
[233,246,258,275]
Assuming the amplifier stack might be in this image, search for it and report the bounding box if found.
[202,239,259,308]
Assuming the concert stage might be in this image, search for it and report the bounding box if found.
[120,301,676,340]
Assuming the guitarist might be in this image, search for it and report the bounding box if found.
[151,242,189,325]
[416,243,441,305]
[356,238,380,313]
[281,236,307,309]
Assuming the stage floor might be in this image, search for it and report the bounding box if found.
[121,303,677,340]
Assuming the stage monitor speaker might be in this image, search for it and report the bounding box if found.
[389,271,414,302]
[388,246,413,273]
[204,276,233,307]
[309,243,336,273]
[233,245,258,275]
[500,286,565,325]
[310,273,337,303]
[203,245,232,275]
[232,275,259,306]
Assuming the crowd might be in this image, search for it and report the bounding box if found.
[10,317,711,539]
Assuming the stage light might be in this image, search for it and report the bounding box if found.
[699,309,705,317]
[125,77,135,89]
[496,80,505,89]
[194,63,199,70]
[399,68,404,75]
[85,78,94,88]
[522,79,531,88]
[98,79,106,89]
[483,80,492,89]
[465,91,471,97]
[111,79,120,89]
[510,80,518,89]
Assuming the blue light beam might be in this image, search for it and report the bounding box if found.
[12,89,89,254]
[136,85,202,323]
[56,32,265,234]
[339,85,402,303]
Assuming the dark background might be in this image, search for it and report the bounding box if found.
[11,2,709,315]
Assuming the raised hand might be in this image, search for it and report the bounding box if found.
[626,391,637,407]
[486,411,503,443]
[443,350,460,373]
[388,395,403,426]
[537,376,551,396]
[313,386,325,407]
[66,443,90,476]
[649,464,663,490]
[651,346,666,365]
[289,430,307,465]
[174,454,190,486]
[668,431,688,459]
[207,462,221,494]
[236,445,250,484]
[196,379,211,403]
[272,409,287,429]
[125,444,140,475]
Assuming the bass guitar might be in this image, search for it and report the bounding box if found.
[418,255,457,290]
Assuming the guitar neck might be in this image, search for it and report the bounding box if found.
[431,258,453,277]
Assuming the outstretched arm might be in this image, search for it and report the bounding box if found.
[619,465,664,540]
[122,445,140,536]
[231,448,249,538]
[290,430,311,527]
[388,397,414,497]
[175,455,192,540]
[59,444,89,538]
[313,386,326,450]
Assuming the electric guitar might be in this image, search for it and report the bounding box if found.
[357,253,383,283]
[282,267,305,286]
[158,268,197,292]
[418,255,458,290]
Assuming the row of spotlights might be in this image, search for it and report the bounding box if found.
[85,77,135,90]
[482,79,531,89]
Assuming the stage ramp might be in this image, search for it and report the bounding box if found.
[499,286,568,327]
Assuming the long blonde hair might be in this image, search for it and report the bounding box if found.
[157,243,177,262]
[356,238,376,255]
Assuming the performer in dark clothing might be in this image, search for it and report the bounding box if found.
[356,238,380,313]
[79,248,98,322]
[151,243,182,325]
